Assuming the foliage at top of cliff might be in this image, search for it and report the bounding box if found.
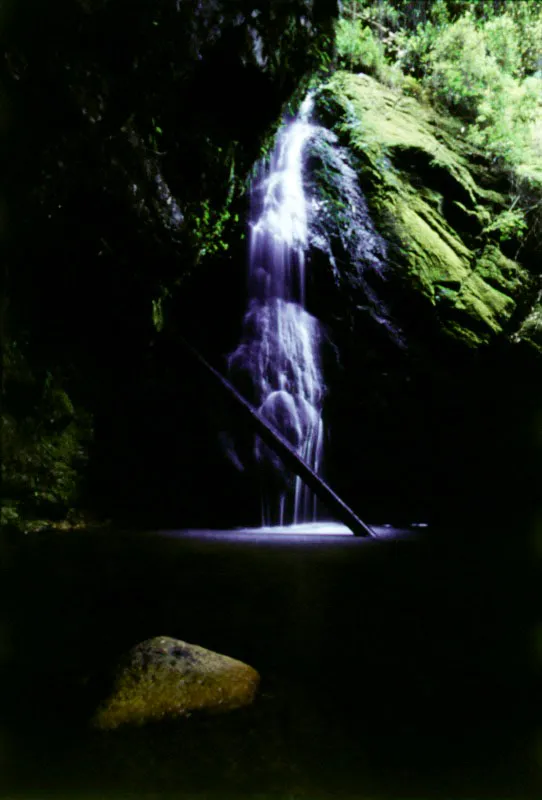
[313,69,537,350]
[326,0,541,352]
[335,1,542,249]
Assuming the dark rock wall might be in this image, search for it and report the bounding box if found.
[1,0,337,529]
[304,72,541,526]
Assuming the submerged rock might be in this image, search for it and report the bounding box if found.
[91,637,260,730]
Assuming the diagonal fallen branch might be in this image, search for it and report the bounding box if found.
[178,335,375,538]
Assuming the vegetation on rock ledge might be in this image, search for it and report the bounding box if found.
[335,0,542,259]
[320,0,541,352]
[312,71,534,347]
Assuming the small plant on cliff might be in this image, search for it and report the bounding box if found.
[427,15,501,119]
[482,207,529,244]
[336,18,386,77]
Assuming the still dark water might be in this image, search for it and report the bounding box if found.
[2,524,539,798]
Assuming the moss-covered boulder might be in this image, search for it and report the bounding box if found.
[91,637,260,730]
[312,71,535,350]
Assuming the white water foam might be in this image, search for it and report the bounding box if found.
[229,96,325,526]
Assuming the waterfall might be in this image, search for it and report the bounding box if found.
[227,93,401,528]
[228,95,325,526]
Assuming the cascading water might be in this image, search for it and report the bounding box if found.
[228,93,402,530]
[228,96,325,527]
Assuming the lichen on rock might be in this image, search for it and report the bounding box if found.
[91,637,260,730]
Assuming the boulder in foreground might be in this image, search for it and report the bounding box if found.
[91,636,260,730]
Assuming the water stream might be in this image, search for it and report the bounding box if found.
[227,93,403,529]
[228,96,325,526]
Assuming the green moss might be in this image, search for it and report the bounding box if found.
[456,272,516,333]
[441,320,487,348]
[475,244,531,295]
[393,194,471,287]
[313,71,533,348]
[401,75,426,101]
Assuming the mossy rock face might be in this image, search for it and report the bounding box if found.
[91,637,260,730]
[312,72,534,350]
